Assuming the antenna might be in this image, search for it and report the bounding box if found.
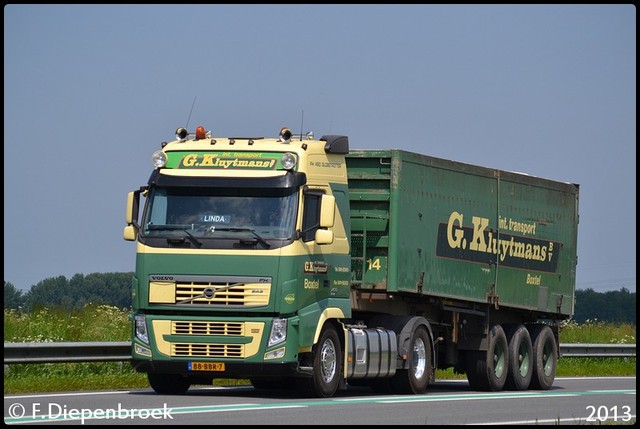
[185,97,197,129]
[299,109,304,141]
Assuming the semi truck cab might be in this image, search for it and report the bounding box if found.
[124,126,360,397]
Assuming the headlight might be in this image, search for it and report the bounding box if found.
[281,152,297,170]
[151,150,167,168]
[135,314,149,344]
[268,318,287,347]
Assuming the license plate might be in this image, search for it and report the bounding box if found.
[189,362,225,371]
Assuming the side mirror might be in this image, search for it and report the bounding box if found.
[315,229,334,245]
[319,194,335,228]
[125,191,140,225]
[124,191,141,242]
[123,225,138,241]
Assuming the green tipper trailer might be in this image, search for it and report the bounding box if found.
[347,149,578,315]
[346,149,578,392]
[125,127,579,398]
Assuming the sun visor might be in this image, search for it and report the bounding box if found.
[147,170,306,189]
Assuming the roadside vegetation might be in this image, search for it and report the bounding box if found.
[3,305,636,394]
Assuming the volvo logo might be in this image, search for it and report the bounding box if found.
[150,275,174,281]
[203,287,215,299]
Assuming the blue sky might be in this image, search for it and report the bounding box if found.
[4,4,636,293]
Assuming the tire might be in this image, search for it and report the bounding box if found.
[465,350,483,390]
[389,326,432,394]
[529,324,557,390]
[298,324,342,398]
[147,373,191,395]
[504,324,533,391]
[465,324,509,391]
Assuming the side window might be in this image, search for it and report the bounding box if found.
[301,191,323,242]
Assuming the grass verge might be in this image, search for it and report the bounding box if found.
[4,307,636,394]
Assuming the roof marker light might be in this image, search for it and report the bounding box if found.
[195,126,206,140]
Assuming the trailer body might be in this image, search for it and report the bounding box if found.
[347,149,577,316]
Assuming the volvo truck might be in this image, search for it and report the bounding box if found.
[124,125,579,397]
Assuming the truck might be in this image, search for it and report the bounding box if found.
[124,125,579,398]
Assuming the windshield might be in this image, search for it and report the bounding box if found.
[140,187,298,249]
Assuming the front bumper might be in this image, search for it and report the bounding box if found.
[131,358,306,378]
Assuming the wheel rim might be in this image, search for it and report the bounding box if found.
[320,339,337,383]
[494,341,506,378]
[412,337,427,379]
[517,341,530,377]
[542,339,553,376]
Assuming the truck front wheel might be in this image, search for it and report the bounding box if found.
[390,326,432,394]
[147,373,191,395]
[298,324,342,398]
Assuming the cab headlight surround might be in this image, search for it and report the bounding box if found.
[134,343,152,357]
[264,347,286,360]
[268,318,287,347]
[135,314,149,344]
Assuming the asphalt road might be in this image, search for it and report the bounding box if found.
[4,377,636,425]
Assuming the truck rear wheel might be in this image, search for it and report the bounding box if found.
[147,373,191,395]
[529,324,557,390]
[389,326,431,394]
[465,324,508,391]
[298,324,342,398]
[504,324,533,391]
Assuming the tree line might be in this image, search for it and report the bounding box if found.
[3,274,636,324]
[4,273,133,311]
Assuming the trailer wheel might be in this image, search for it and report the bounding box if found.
[504,324,533,391]
[298,324,342,398]
[147,373,191,395]
[529,324,557,390]
[465,324,508,391]
[390,326,432,394]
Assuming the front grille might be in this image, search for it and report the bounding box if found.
[156,320,264,358]
[175,281,270,306]
[172,321,243,336]
[172,343,243,357]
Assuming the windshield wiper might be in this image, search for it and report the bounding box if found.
[147,224,203,248]
[212,227,271,249]
[174,229,203,248]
